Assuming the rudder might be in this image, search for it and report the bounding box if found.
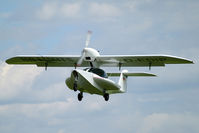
[118,70,128,93]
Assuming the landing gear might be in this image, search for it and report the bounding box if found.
[73,82,77,92]
[78,92,83,101]
[73,71,78,92]
[103,93,109,101]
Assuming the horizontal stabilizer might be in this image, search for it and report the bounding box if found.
[107,72,156,77]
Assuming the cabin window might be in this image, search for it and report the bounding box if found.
[87,68,108,78]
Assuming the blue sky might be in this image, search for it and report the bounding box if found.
[0,0,199,133]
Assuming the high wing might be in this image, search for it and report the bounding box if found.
[6,55,90,67]
[96,55,193,67]
[6,54,193,68]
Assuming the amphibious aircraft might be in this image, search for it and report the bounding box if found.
[6,31,193,101]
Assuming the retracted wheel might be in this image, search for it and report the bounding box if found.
[78,92,83,101]
[103,93,109,101]
[73,82,77,91]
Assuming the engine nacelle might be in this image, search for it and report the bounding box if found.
[83,48,100,62]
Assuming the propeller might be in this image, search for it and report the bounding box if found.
[85,30,92,48]
[76,31,92,67]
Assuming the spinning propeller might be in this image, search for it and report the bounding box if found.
[76,31,92,67]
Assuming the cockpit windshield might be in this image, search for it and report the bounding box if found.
[84,68,108,78]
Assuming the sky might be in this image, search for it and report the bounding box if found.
[0,0,199,133]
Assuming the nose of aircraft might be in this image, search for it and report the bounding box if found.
[65,70,79,90]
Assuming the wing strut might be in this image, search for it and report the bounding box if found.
[74,63,77,69]
[45,62,48,71]
[149,62,152,70]
[90,62,94,68]
[119,62,122,71]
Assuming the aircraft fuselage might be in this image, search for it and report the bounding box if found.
[65,68,123,97]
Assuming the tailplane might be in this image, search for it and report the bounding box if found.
[107,70,156,93]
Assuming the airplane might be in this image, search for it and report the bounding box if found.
[6,31,194,101]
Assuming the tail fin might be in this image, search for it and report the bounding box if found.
[118,70,128,93]
[116,70,156,93]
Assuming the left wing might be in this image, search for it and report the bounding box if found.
[96,55,193,67]
[6,55,90,67]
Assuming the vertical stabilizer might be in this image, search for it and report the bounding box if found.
[118,70,128,93]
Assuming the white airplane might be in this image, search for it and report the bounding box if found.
[6,31,194,101]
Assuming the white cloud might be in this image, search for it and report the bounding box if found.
[36,2,57,20]
[60,3,81,18]
[36,2,81,20]
[138,113,199,133]
[89,3,122,17]
[57,129,65,133]
[0,102,74,119]
[139,113,169,133]
[0,12,12,19]
[0,62,42,100]
[125,0,157,12]
[108,112,199,133]
[0,98,107,119]
[32,82,67,102]
[36,2,121,21]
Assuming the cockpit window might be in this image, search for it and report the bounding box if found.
[87,68,108,78]
[83,68,89,71]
